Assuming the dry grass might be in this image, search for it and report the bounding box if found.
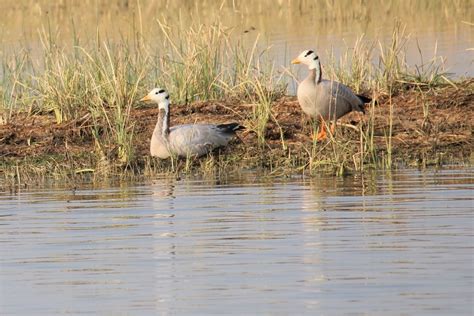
[0,1,472,183]
[1,79,472,184]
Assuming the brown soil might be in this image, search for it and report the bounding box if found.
[1,80,473,171]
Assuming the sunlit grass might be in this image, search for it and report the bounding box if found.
[0,1,470,181]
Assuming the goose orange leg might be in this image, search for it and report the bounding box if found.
[316,118,327,141]
[330,122,335,136]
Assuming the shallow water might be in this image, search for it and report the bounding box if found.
[0,0,472,77]
[1,168,473,315]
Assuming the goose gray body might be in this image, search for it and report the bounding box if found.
[292,50,369,124]
[297,69,366,121]
[151,122,242,159]
[141,88,244,159]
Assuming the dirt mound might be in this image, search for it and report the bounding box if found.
[1,80,473,170]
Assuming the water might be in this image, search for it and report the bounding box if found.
[0,0,472,77]
[1,168,473,315]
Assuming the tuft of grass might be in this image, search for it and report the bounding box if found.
[321,22,453,100]
[155,20,228,103]
[326,35,375,93]
[0,7,469,181]
[245,66,285,146]
[398,40,452,89]
[377,23,410,93]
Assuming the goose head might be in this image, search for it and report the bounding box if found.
[140,88,170,110]
[291,50,320,70]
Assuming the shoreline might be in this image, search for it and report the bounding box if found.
[1,79,472,182]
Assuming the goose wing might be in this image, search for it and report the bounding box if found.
[321,80,365,114]
[168,124,236,157]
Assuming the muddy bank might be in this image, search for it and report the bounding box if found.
[1,80,473,176]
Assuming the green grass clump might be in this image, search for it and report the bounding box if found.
[0,6,468,182]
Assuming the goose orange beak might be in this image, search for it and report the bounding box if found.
[291,58,301,64]
[140,95,151,102]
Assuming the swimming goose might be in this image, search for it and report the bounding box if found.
[140,88,244,159]
[291,50,371,140]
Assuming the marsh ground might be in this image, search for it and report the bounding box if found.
[1,79,472,179]
[1,1,472,180]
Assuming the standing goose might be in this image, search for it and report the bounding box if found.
[291,49,371,140]
[140,88,244,159]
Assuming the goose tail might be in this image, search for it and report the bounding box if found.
[356,94,379,114]
[216,123,245,134]
[356,94,372,104]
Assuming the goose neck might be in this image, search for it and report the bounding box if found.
[308,60,322,84]
[155,103,170,139]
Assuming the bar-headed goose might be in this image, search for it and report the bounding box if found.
[292,49,371,140]
[140,88,244,159]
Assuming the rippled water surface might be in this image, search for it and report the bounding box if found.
[1,1,473,77]
[1,168,473,315]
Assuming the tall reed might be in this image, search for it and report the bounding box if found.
[0,11,461,178]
